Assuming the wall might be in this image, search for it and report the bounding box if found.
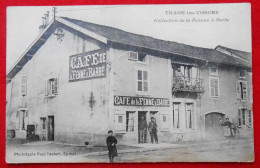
[6,26,111,145]
[109,48,173,144]
[200,64,253,137]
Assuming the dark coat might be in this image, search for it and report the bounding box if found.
[106,136,118,157]
[148,121,158,133]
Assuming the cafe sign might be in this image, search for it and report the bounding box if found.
[69,49,106,82]
[114,96,170,107]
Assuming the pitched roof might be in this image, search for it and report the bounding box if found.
[61,17,252,69]
[215,45,252,62]
[7,17,252,80]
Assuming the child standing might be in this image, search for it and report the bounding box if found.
[106,130,118,162]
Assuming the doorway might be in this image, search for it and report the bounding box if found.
[138,111,147,143]
[205,112,224,138]
[48,116,54,141]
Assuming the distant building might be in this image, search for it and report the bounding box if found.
[6,17,253,145]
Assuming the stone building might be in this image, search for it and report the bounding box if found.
[6,17,253,145]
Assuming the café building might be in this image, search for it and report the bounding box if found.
[6,17,252,145]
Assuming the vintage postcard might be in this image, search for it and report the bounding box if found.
[6,3,253,163]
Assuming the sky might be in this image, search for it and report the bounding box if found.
[6,3,252,71]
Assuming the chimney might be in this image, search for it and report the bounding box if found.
[45,11,49,25]
[39,16,46,34]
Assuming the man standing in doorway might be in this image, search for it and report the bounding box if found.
[138,116,147,143]
[149,117,158,144]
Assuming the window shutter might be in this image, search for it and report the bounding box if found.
[21,75,27,96]
[114,114,126,133]
[238,109,241,126]
[45,80,48,96]
[242,82,247,100]
[214,79,218,97]
[16,111,20,130]
[160,114,168,130]
[236,81,241,99]
[210,79,214,96]
[54,78,59,94]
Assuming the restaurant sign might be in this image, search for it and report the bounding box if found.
[114,96,170,107]
[69,49,106,82]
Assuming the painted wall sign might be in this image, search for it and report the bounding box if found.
[69,48,106,82]
[114,96,170,107]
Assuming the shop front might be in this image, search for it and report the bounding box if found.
[113,96,171,144]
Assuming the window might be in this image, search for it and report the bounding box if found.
[40,117,46,130]
[45,78,59,96]
[173,103,180,129]
[248,110,252,125]
[21,74,27,96]
[137,70,148,92]
[129,51,138,60]
[238,108,246,126]
[239,70,247,78]
[126,111,135,132]
[209,77,219,98]
[236,81,247,100]
[209,67,218,76]
[129,51,148,63]
[185,103,195,129]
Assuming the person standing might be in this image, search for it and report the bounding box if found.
[106,130,118,162]
[148,117,158,144]
[219,117,233,137]
[138,116,147,143]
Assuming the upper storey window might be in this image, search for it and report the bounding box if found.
[129,51,148,63]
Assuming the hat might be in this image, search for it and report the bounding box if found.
[108,130,113,134]
[151,117,154,119]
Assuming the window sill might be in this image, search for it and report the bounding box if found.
[45,94,57,98]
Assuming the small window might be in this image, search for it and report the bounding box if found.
[239,70,247,78]
[129,51,148,63]
[137,70,148,92]
[118,116,123,123]
[129,51,138,60]
[21,74,27,96]
[45,78,59,96]
[16,111,19,118]
[209,77,219,98]
[209,67,218,76]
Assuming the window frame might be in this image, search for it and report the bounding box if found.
[209,66,218,76]
[209,77,220,99]
[128,51,138,61]
[136,68,149,94]
[45,78,59,97]
[126,111,135,132]
[239,69,247,79]
[20,74,27,96]
[236,80,248,100]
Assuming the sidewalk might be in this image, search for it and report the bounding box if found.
[79,136,254,157]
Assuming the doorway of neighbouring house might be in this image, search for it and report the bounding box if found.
[138,111,147,143]
[205,112,225,138]
[47,116,54,141]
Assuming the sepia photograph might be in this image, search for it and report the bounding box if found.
[5,3,253,163]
